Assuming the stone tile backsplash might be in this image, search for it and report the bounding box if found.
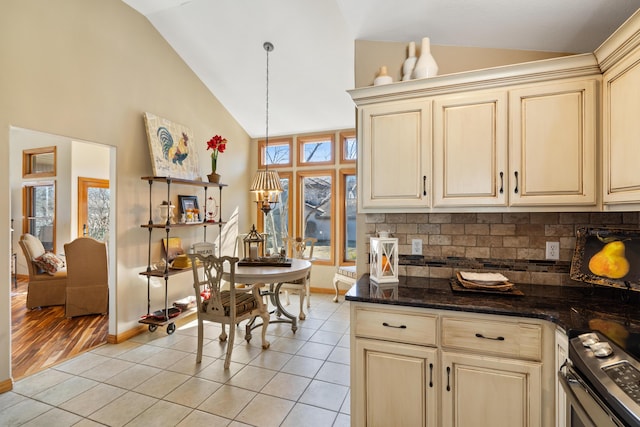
[365,211,640,286]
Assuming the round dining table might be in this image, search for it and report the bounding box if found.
[223,258,312,332]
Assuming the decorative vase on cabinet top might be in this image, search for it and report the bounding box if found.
[402,41,417,81]
[412,37,438,79]
[373,65,393,86]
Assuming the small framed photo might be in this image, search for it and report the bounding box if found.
[178,195,200,222]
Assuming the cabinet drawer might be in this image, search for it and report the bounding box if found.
[441,317,542,360]
[354,306,437,346]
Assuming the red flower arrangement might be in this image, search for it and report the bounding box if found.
[206,135,227,173]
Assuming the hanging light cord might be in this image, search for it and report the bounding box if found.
[264,41,273,171]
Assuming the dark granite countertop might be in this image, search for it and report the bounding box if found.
[346,275,640,338]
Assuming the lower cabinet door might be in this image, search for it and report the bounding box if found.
[441,351,542,427]
[353,338,438,427]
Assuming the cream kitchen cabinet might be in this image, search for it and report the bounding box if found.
[432,90,508,207]
[351,304,438,427]
[508,78,598,207]
[440,316,544,427]
[351,302,555,427]
[354,338,438,427]
[440,352,542,427]
[555,328,569,427]
[601,45,640,205]
[357,99,432,211]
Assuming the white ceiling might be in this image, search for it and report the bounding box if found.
[122,0,639,138]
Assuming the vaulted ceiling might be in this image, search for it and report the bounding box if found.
[122,0,639,137]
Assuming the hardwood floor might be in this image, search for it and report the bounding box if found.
[11,278,109,380]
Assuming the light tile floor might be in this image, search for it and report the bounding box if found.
[1,294,351,426]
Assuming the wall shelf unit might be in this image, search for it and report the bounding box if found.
[138,176,227,334]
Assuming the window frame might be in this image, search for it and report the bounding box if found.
[296,169,335,265]
[258,137,293,169]
[22,180,57,252]
[23,146,57,179]
[256,171,293,246]
[297,134,335,166]
[78,177,110,239]
[339,168,357,265]
[339,131,357,164]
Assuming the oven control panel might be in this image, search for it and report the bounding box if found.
[603,361,640,405]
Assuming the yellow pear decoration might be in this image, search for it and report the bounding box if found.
[588,240,630,279]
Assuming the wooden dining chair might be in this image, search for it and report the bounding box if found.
[281,236,316,320]
[188,254,270,369]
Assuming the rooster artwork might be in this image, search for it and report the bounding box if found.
[143,112,201,180]
[158,127,189,166]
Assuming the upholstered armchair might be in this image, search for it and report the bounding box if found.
[18,233,67,309]
[63,237,109,318]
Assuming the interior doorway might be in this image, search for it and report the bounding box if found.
[10,127,116,378]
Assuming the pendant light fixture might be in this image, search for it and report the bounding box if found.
[250,41,283,215]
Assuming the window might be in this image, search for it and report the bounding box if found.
[340,169,357,263]
[340,132,357,163]
[23,181,56,251]
[259,138,292,168]
[256,130,355,267]
[258,172,292,254]
[297,134,334,166]
[298,170,334,264]
[78,177,110,241]
[23,146,56,178]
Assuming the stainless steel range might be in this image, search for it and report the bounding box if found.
[561,330,640,427]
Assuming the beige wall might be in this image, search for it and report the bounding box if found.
[355,39,572,88]
[0,0,253,385]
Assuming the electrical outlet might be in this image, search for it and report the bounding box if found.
[412,239,423,255]
[546,241,560,260]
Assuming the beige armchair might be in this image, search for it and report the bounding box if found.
[63,237,109,318]
[19,233,66,309]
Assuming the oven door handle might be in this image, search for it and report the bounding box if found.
[559,365,598,427]
[558,362,623,427]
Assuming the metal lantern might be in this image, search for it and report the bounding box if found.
[370,237,399,283]
[243,225,264,261]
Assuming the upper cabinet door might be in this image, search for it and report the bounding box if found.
[358,100,432,211]
[603,48,640,205]
[508,79,598,207]
[433,91,508,207]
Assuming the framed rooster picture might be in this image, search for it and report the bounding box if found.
[143,112,201,180]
